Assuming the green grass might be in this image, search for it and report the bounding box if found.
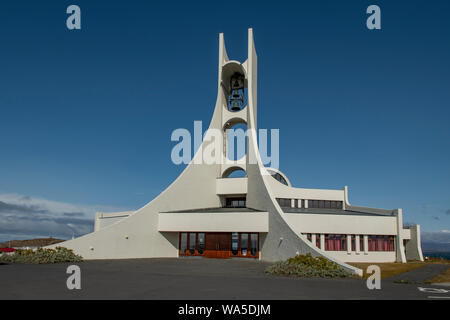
[265,253,354,278]
[348,262,426,279]
[427,267,450,283]
[0,246,83,264]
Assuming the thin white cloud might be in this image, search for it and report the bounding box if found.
[421,230,450,244]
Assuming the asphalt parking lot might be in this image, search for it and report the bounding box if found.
[1,258,449,300]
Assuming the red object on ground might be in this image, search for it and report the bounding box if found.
[0,248,15,252]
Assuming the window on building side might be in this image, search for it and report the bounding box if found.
[189,233,196,254]
[324,234,347,251]
[250,233,258,256]
[197,233,205,254]
[226,197,246,208]
[231,232,239,255]
[241,233,248,256]
[276,198,291,208]
[180,233,187,254]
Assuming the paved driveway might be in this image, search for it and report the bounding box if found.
[0,258,448,300]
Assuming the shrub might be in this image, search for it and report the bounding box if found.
[265,253,353,278]
[0,247,83,264]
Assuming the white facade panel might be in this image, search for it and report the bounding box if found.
[286,213,397,235]
[267,177,345,201]
[94,211,133,231]
[325,251,396,263]
[216,177,248,195]
[158,211,268,232]
[402,228,411,240]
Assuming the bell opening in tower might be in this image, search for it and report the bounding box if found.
[227,72,246,112]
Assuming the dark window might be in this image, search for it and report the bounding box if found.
[325,234,331,250]
[324,234,348,251]
[269,171,288,186]
[226,197,246,208]
[368,235,377,251]
[197,233,205,254]
[189,233,196,254]
[180,233,187,255]
[339,235,347,251]
[277,198,291,207]
[306,200,344,209]
[231,232,239,255]
[250,233,258,256]
[389,236,395,251]
[241,233,248,256]
[365,235,396,251]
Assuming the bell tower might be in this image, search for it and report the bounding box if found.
[215,29,258,181]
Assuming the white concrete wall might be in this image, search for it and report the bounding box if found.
[324,251,396,263]
[158,211,268,232]
[94,211,134,231]
[267,177,345,201]
[401,228,411,240]
[405,225,424,261]
[216,177,247,195]
[285,213,397,235]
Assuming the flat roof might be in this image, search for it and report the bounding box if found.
[162,206,394,216]
[161,207,264,214]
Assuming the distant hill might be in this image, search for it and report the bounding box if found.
[0,237,65,248]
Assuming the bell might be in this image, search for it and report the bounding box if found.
[231,101,241,111]
[233,80,240,88]
[232,90,240,98]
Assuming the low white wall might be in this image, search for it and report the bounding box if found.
[325,251,396,263]
[266,178,345,201]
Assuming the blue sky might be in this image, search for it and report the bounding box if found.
[0,0,449,241]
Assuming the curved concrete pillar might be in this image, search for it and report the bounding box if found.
[244,29,361,275]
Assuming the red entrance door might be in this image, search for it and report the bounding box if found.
[204,233,231,259]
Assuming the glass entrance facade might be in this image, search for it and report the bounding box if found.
[179,232,259,258]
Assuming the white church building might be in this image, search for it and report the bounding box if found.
[51,29,424,275]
